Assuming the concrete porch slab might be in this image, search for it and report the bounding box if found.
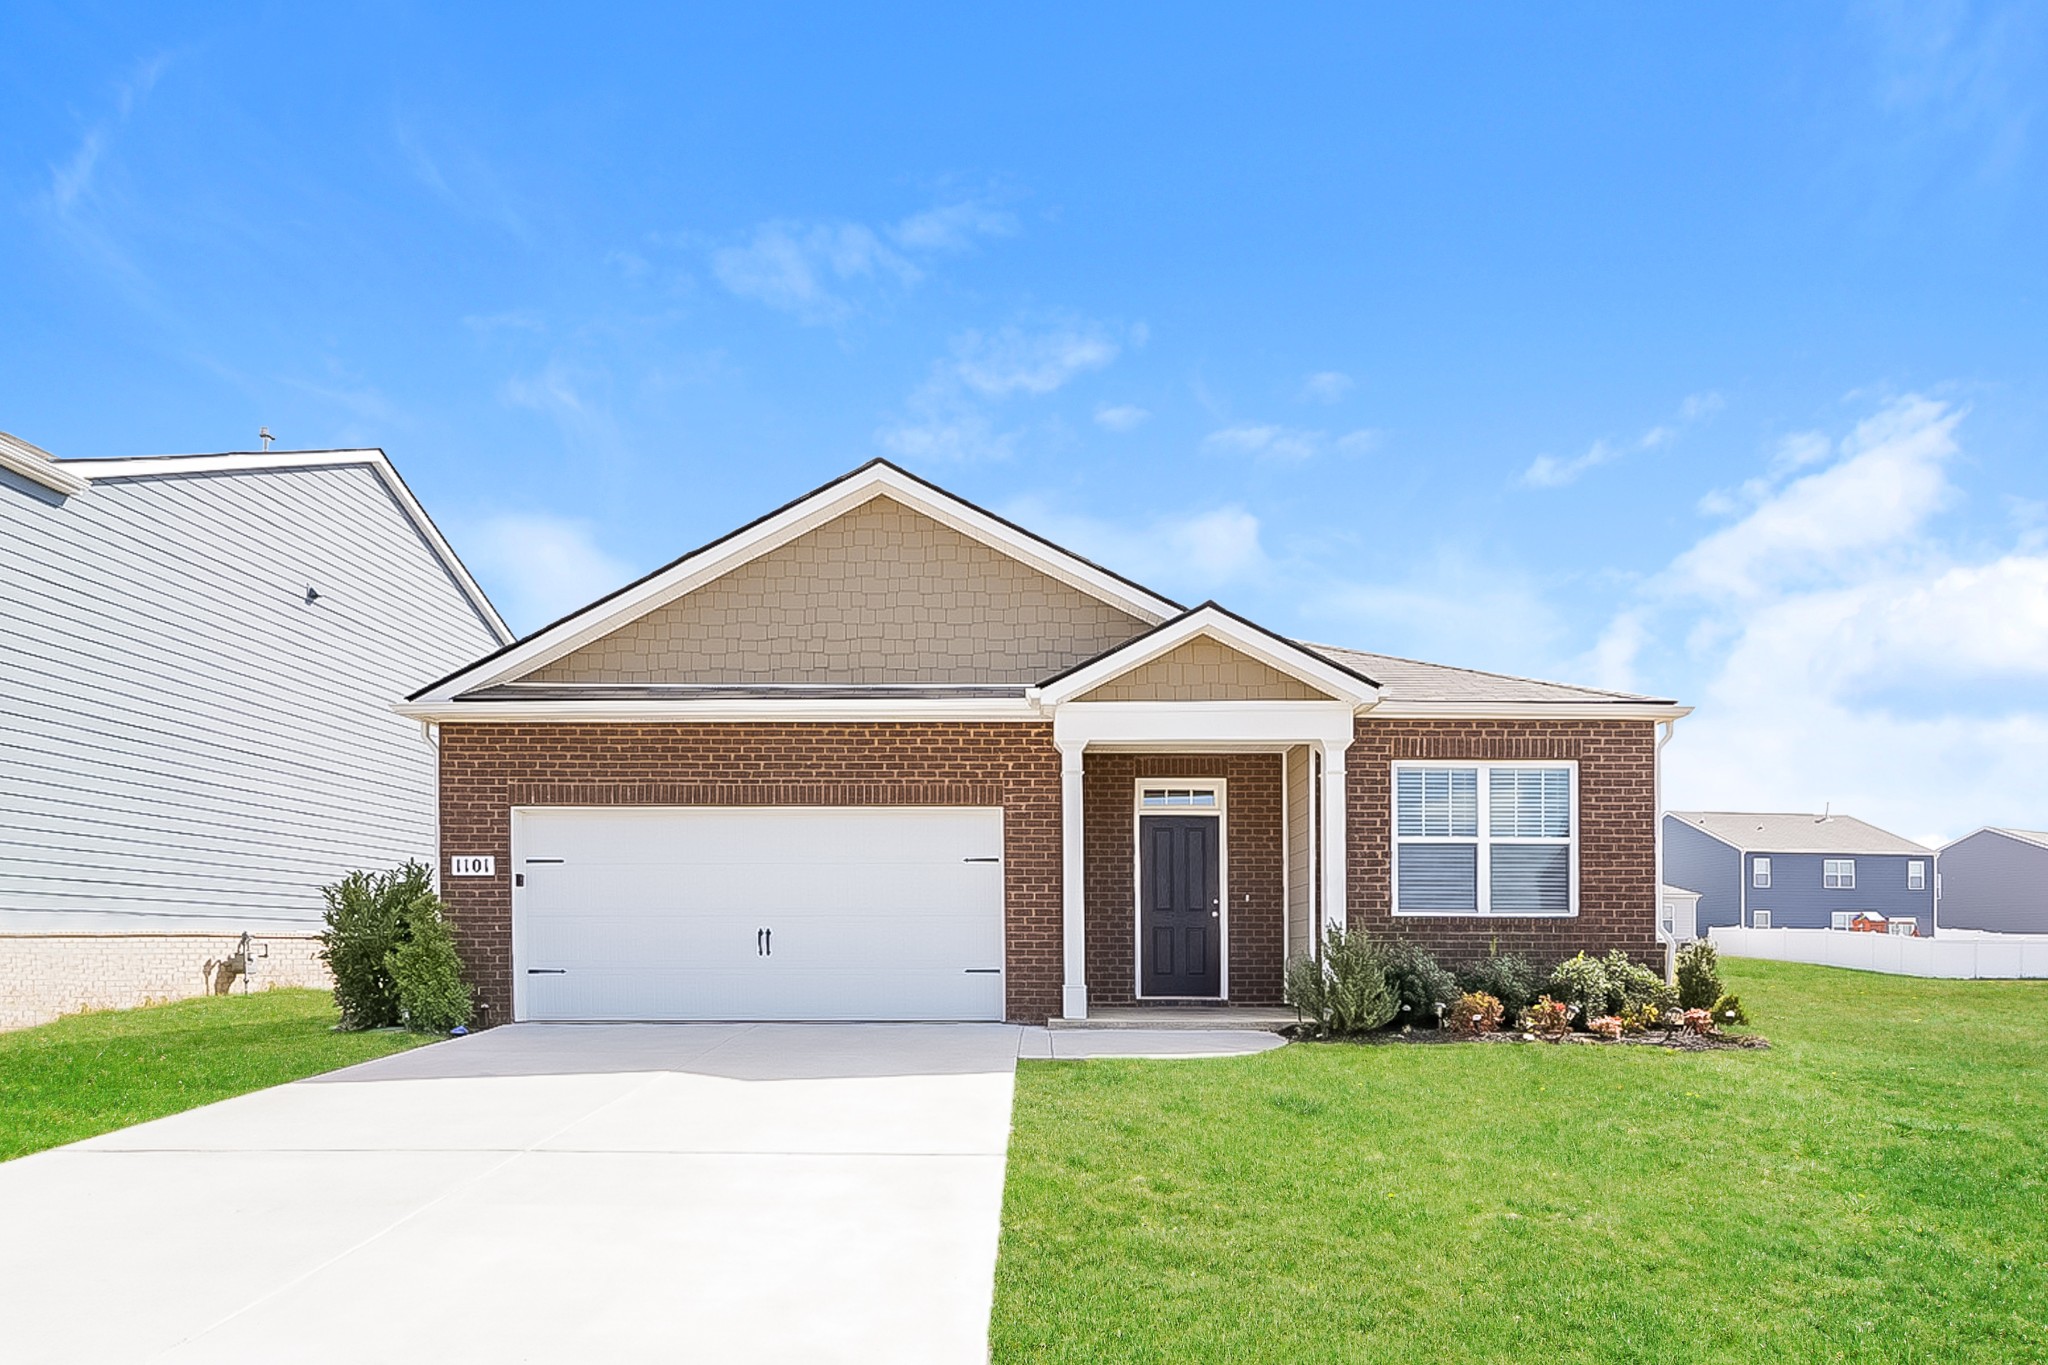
[1047,1006,1297,1032]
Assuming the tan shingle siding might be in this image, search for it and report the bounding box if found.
[524,496,1149,685]
[1074,636,1332,701]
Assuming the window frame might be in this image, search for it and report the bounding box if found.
[1390,760,1578,918]
[1823,858,1856,890]
[1831,911,1855,931]
[1753,909,1773,929]
[1752,857,1771,889]
[1907,860,1926,891]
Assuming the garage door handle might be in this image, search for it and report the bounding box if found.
[963,968,1001,974]
[962,856,1000,863]
[526,969,566,975]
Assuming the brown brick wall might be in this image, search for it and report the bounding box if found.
[1344,718,1661,967]
[1083,753,1288,1007]
[435,722,1062,1023]
[433,715,1660,1025]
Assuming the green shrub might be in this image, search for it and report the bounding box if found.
[1382,939,1459,1025]
[1676,939,1724,1010]
[320,861,471,1033]
[1456,948,1542,1015]
[1710,992,1750,1028]
[1285,929,1397,1037]
[1546,952,1609,1027]
[1602,949,1678,1014]
[389,899,473,1032]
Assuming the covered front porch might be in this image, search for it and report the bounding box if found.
[1034,606,1378,1021]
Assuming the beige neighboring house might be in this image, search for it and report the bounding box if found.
[399,459,1689,1028]
[0,432,510,1028]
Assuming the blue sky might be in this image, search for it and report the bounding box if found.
[6,3,2047,841]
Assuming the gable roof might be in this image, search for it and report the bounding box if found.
[0,430,88,496]
[53,447,512,643]
[1943,827,2048,853]
[409,459,1182,703]
[1036,602,1380,707]
[1667,811,1931,856]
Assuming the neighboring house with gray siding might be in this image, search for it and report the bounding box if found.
[1937,828,2048,935]
[0,434,510,936]
[1663,811,1935,935]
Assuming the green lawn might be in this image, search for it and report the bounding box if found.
[0,989,431,1161]
[993,960,2048,1363]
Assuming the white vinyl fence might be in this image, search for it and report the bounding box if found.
[1709,926,2048,979]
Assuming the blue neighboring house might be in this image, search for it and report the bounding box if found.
[1663,811,1935,936]
[1936,828,2048,935]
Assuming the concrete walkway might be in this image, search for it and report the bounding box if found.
[0,1022,1280,1364]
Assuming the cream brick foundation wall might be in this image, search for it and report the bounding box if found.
[0,934,331,1032]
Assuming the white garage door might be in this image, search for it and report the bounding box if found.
[511,807,1005,1021]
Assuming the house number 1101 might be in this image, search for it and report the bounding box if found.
[449,856,496,877]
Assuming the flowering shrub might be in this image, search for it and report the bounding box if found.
[1520,996,1572,1039]
[1588,1015,1624,1040]
[1448,990,1504,1035]
[1681,1008,1718,1035]
[1618,1002,1664,1034]
[1456,949,1542,1016]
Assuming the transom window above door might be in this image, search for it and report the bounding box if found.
[1140,788,1219,809]
[1393,762,1577,916]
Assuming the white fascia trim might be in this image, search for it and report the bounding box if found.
[1362,701,1693,721]
[1053,699,1358,751]
[71,449,514,643]
[1,443,89,495]
[417,463,1180,702]
[393,697,1046,724]
[1035,610,1380,707]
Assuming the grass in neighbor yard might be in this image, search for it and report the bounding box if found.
[993,960,2048,1364]
[0,988,429,1161]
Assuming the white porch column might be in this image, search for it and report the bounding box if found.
[1319,739,1351,945]
[1059,742,1088,1019]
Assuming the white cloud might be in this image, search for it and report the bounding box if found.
[1205,424,1379,462]
[1679,391,1727,421]
[1669,397,1959,599]
[1522,439,1627,489]
[707,200,1014,324]
[709,221,919,324]
[1606,394,2048,842]
[1311,550,1569,674]
[877,320,1129,462]
[950,325,1120,397]
[458,513,634,634]
[1003,498,1270,591]
[1522,391,1723,488]
[876,404,1017,464]
[1094,404,1150,432]
[890,199,1017,251]
[500,358,630,466]
[1300,371,1355,403]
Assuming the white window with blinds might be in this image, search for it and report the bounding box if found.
[1393,762,1577,916]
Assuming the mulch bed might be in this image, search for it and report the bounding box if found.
[1285,1025,1770,1051]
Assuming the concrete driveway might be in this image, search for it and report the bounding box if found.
[0,1022,1280,1364]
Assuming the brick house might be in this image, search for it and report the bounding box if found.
[400,461,1688,1025]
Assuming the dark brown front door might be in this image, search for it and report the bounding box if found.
[1140,815,1222,997]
